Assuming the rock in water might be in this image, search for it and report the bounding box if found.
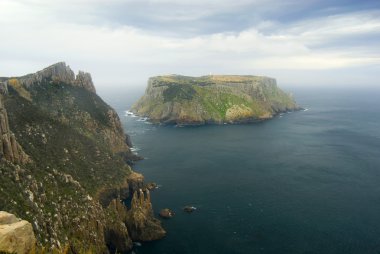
[132,75,301,125]
[0,211,36,254]
[159,209,175,219]
[183,206,197,213]
[145,182,158,190]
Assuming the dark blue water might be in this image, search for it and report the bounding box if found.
[100,86,380,254]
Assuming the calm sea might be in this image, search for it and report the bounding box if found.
[100,86,380,254]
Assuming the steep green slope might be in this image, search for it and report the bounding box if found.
[0,63,164,253]
[132,75,301,124]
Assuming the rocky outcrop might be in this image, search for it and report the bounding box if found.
[17,62,96,93]
[0,82,8,95]
[132,75,301,125]
[126,189,166,241]
[0,211,36,254]
[0,94,29,164]
[105,200,133,252]
[74,71,96,93]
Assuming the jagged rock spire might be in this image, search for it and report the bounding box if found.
[0,95,30,164]
[17,62,96,93]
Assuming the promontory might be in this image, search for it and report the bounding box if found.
[131,75,301,125]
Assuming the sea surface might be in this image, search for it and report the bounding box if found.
[100,86,380,254]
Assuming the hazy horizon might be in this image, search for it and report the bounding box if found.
[1,0,379,88]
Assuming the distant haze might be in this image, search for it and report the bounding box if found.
[1,0,379,88]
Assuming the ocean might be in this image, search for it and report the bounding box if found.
[100,86,380,254]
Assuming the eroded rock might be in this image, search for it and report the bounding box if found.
[0,211,36,254]
[159,209,174,219]
[126,189,166,241]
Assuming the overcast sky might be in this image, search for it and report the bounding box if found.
[1,0,379,88]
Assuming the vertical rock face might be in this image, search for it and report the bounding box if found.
[0,95,29,164]
[105,199,133,252]
[0,211,36,254]
[74,71,96,93]
[126,189,166,241]
[0,82,8,95]
[18,62,96,93]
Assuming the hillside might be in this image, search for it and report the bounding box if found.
[132,75,301,125]
[0,63,165,253]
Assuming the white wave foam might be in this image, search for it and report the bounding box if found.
[130,147,140,152]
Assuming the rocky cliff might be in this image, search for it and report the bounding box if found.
[17,62,96,93]
[0,91,30,164]
[132,75,301,125]
[0,63,165,253]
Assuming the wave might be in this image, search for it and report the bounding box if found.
[125,110,138,117]
[130,147,141,152]
[137,117,148,122]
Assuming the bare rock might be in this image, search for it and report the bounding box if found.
[127,171,144,193]
[145,182,158,191]
[0,211,36,254]
[0,82,8,95]
[74,71,96,93]
[126,189,166,241]
[159,209,174,219]
[18,62,96,93]
[0,95,30,164]
[183,206,197,213]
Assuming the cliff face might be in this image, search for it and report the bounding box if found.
[132,75,301,125]
[0,63,165,253]
[0,89,30,164]
[126,189,166,241]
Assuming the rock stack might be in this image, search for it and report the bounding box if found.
[0,94,29,164]
[126,189,166,241]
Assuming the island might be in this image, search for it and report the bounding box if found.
[131,75,301,125]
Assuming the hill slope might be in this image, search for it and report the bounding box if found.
[132,75,301,124]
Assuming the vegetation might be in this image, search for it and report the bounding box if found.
[1,74,134,252]
[132,75,300,124]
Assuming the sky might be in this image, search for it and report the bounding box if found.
[0,0,379,88]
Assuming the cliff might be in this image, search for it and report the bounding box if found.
[132,75,301,125]
[0,90,30,164]
[0,63,165,253]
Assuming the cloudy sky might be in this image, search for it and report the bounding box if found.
[0,0,379,88]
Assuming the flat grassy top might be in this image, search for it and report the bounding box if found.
[153,75,270,86]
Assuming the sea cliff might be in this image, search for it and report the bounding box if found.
[132,75,300,125]
[0,62,165,253]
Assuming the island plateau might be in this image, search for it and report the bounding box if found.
[132,75,301,125]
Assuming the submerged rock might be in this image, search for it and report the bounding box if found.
[0,211,36,254]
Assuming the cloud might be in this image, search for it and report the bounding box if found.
[0,0,379,88]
